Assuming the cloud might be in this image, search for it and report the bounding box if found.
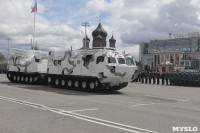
[0,0,84,57]
[85,0,200,45]
[1,0,200,61]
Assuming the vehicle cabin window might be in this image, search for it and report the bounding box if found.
[125,57,134,65]
[35,58,40,62]
[96,56,104,64]
[117,58,125,64]
[108,57,116,64]
[53,60,58,66]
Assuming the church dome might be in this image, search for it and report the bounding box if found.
[109,35,116,42]
[92,22,107,38]
[83,35,90,41]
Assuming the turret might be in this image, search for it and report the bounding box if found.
[109,34,116,48]
[82,35,90,49]
[92,20,107,48]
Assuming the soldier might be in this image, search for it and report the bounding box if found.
[165,72,169,85]
[149,71,152,84]
[138,73,141,82]
[169,72,172,85]
[188,73,192,86]
[156,72,160,85]
[198,73,200,87]
[182,73,187,86]
[191,73,196,87]
[153,72,156,84]
[145,73,148,84]
[194,73,199,87]
[173,72,178,85]
[161,72,165,85]
[176,73,181,86]
[141,71,145,83]
[180,73,185,86]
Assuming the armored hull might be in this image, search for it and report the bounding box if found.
[7,48,138,91]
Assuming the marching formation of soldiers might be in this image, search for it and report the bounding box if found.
[134,71,200,87]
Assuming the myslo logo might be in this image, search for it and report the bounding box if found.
[172,127,198,132]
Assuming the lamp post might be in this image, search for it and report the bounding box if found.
[6,37,12,68]
[81,22,90,49]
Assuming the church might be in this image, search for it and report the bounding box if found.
[82,20,116,49]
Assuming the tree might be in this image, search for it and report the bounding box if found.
[0,53,5,61]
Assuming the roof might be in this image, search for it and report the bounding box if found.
[109,35,116,42]
[161,60,173,65]
[92,22,107,37]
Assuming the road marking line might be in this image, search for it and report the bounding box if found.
[67,108,98,113]
[50,110,142,133]
[53,109,157,133]
[132,103,156,107]
[103,98,134,104]
[145,95,190,102]
[0,95,158,133]
[178,99,190,102]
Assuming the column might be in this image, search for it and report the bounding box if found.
[160,54,162,64]
[164,54,166,61]
[179,54,181,66]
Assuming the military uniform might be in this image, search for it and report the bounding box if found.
[188,73,192,86]
[197,73,200,87]
[156,73,160,85]
[182,73,187,86]
[145,73,148,84]
[165,72,169,85]
[153,73,156,84]
[141,72,145,83]
[169,72,172,85]
[173,73,178,85]
[149,72,152,84]
[138,73,141,82]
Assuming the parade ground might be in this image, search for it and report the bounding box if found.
[0,74,199,133]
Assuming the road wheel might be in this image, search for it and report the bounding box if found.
[89,81,95,90]
[7,72,12,82]
[47,76,52,84]
[17,75,21,82]
[61,79,66,87]
[54,78,60,87]
[13,75,17,82]
[67,80,72,87]
[34,76,38,82]
[25,76,29,83]
[95,79,100,88]
[7,72,11,78]
[21,76,24,82]
[29,77,33,84]
[74,81,79,88]
[81,81,87,89]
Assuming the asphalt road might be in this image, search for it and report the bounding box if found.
[0,74,199,133]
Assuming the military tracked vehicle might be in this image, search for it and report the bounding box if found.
[7,48,48,84]
[46,48,138,91]
[6,48,138,91]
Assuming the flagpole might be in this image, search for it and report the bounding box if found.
[33,11,35,50]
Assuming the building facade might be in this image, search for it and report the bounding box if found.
[139,37,200,71]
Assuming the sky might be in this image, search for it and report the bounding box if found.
[1,0,200,61]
